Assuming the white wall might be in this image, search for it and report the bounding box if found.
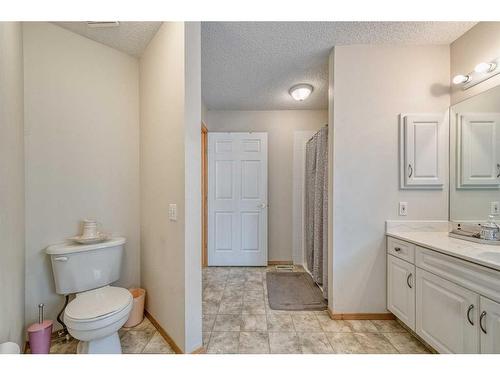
[451,22,500,105]
[0,22,25,348]
[23,22,140,328]
[183,22,202,352]
[331,45,450,313]
[140,22,202,353]
[207,110,328,262]
[201,100,208,126]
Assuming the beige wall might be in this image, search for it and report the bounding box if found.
[451,22,500,104]
[0,22,25,348]
[331,45,450,313]
[207,110,328,262]
[140,22,202,353]
[23,22,140,329]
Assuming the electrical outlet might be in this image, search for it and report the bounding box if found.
[168,204,177,221]
[399,202,408,216]
[491,201,500,215]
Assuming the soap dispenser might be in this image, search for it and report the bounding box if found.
[480,215,499,241]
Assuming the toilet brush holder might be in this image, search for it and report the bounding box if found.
[27,304,53,354]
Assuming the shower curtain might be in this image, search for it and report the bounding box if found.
[304,126,328,299]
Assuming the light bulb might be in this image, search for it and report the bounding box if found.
[474,62,496,74]
[289,84,313,101]
[452,74,470,85]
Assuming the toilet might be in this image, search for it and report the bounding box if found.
[46,237,133,354]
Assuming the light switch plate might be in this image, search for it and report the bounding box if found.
[399,202,408,216]
[168,204,177,221]
[491,201,500,215]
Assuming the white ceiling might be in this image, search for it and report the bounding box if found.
[202,22,477,110]
[54,22,162,57]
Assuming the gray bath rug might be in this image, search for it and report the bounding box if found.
[266,272,327,311]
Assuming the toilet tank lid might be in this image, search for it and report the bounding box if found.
[45,237,126,255]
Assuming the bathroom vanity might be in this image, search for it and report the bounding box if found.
[387,83,500,353]
[386,226,500,353]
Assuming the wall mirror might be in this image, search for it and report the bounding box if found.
[450,85,500,222]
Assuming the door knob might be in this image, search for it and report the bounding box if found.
[259,203,268,209]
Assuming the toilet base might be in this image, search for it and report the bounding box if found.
[76,332,122,354]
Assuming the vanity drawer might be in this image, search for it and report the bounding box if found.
[415,246,500,303]
[387,237,415,264]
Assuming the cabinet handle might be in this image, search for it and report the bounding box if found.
[497,163,500,178]
[408,164,413,178]
[394,247,401,252]
[406,273,413,289]
[480,311,487,334]
[467,304,474,326]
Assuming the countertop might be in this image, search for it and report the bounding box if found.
[386,230,500,272]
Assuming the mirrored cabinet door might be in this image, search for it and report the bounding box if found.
[457,113,500,187]
[450,85,500,222]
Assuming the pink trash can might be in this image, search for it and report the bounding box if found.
[123,288,146,328]
[27,304,53,354]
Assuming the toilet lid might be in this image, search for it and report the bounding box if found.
[65,286,132,321]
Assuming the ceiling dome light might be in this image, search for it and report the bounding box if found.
[452,74,471,85]
[474,62,497,74]
[289,84,313,101]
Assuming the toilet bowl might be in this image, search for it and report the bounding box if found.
[64,286,133,354]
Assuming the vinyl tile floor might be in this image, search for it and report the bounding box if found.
[49,266,430,355]
[48,317,175,354]
[203,266,431,354]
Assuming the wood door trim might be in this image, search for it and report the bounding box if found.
[201,123,208,267]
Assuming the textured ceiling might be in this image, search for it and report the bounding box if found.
[54,22,162,57]
[202,22,477,110]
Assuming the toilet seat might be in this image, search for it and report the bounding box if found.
[66,286,132,322]
[64,286,133,347]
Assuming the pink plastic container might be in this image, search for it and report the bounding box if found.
[28,303,53,354]
[123,288,146,328]
[28,320,53,354]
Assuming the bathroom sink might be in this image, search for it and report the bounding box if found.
[477,251,500,263]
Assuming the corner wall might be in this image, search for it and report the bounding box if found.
[23,22,141,329]
[0,22,25,348]
[140,22,202,353]
[331,45,450,314]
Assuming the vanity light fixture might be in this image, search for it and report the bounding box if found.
[454,57,500,90]
[289,84,313,101]
[474,62,497,74]
[452,74,471,85]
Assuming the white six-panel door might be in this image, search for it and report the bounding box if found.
[208,132,268,266]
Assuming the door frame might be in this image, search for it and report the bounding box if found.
[201,123,208,267]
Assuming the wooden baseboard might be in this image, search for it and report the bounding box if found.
[144,310,183,354]
[327,308,395,320]
[190,346,206,354]
[267,261,293,265]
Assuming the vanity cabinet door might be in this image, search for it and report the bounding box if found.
[387,255,415,330]
[416,268,479,353]
[400,114,444,188]
[479,296,500,353]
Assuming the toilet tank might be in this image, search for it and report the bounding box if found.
[46,237,126,295]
